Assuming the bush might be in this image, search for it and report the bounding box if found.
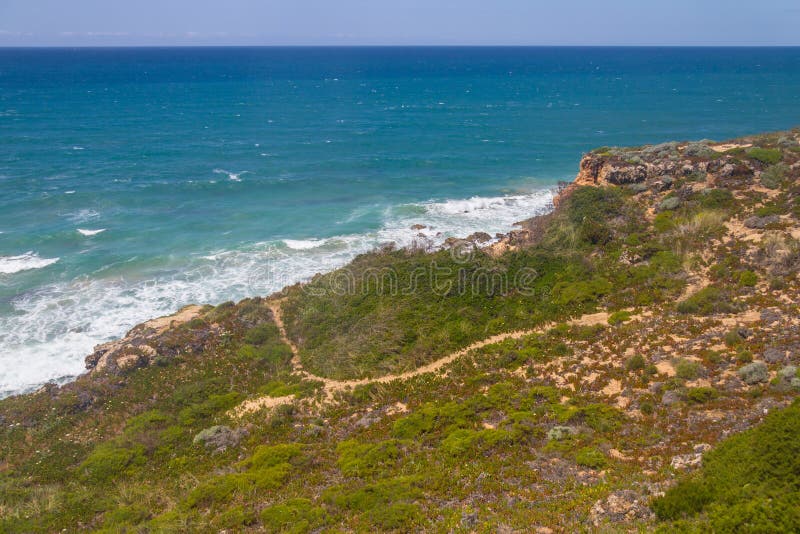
[261,498,327,533]
[747,147,783,165]
[653,477,713,520]
[608,310,632,325]
[737,270,758,287]
[336,439,402,477]
[439,428,511,457]
[761,163,789,189]
[654,400,800,527]
[575,446,607,469]
[79,442,145,483]
[686,387,719,404]
[675,359,701,380]
[676,287,737,315]
[653,211,676,233]
[697,189,734,210]
[243,324,280,345]
[625,354,646,372]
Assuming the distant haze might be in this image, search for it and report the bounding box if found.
[1,0,799,47]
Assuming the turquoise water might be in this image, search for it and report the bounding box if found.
[2,47,800,396]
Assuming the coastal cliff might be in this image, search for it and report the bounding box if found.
[3,128,800,532]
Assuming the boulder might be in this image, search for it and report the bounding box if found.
[589,490,654,526]
[193,425,248,453]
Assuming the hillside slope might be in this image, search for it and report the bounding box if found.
[2,128,800,532]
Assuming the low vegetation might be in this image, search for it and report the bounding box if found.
[1,128,800,532]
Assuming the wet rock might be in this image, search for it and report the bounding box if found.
[589,490,654,526]
[193,425,248,453]
[738,361,769,385]
[410,224,427,230]
[466,231,492,244]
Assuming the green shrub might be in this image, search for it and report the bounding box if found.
[686,387,719,404]
[654,400,800,527]
[178,392,242,426]
[747,147,783,165]
[697,188,734,210]
[761,163,789,189]
[676,287,737,315]
[653,212,677,233]
[575,447,607,469]
[724,329,743,347]
[675,359,701,380]
[261,498,327,533]
[625,354,646,372]
[185,473,243,508]
[79,442,145,483]
[323,476,425,529]
[243,324,280,345]
[439,428,511,457]
[391,400,481,439]
[608,310,632,325]
[336,439,402,477]
[737,270,758,287]
[238,443,303,471]
[653,477,713,520]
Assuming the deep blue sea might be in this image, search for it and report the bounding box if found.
[2,47,800,396]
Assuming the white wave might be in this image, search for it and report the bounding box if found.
[72,146,85,151]
[0,187,555,398]
[77,228,106,237]
[283,238,326,250]
[0,252,60,275]
[213,168,248,182]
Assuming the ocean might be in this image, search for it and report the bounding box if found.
[1,46,799,397]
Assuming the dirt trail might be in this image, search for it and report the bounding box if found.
[231,299,763,416]
[231,301,613,414]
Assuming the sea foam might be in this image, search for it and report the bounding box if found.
[0,188,554,398]
[0,252,60,275]
[77,228,106,237]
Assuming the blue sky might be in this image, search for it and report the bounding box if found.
[1,0,799,46]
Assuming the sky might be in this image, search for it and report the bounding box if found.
[1,0,799,47]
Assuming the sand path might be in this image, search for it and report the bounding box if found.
[231,302,612,415]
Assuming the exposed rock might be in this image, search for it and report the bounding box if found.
[760,308,782,325]
[658,197,681,211]
[744,215,781,229]
[763,347,786,364]
[589,490,654,526]
[193,425,248,453]
[460,511,479,529]
[670,444,711,470]
[410,224,427,230]
[738,361,769,385]
[466,231,492,244]
[661,390,682,406]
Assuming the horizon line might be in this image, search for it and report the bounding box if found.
[2,44,800,49]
